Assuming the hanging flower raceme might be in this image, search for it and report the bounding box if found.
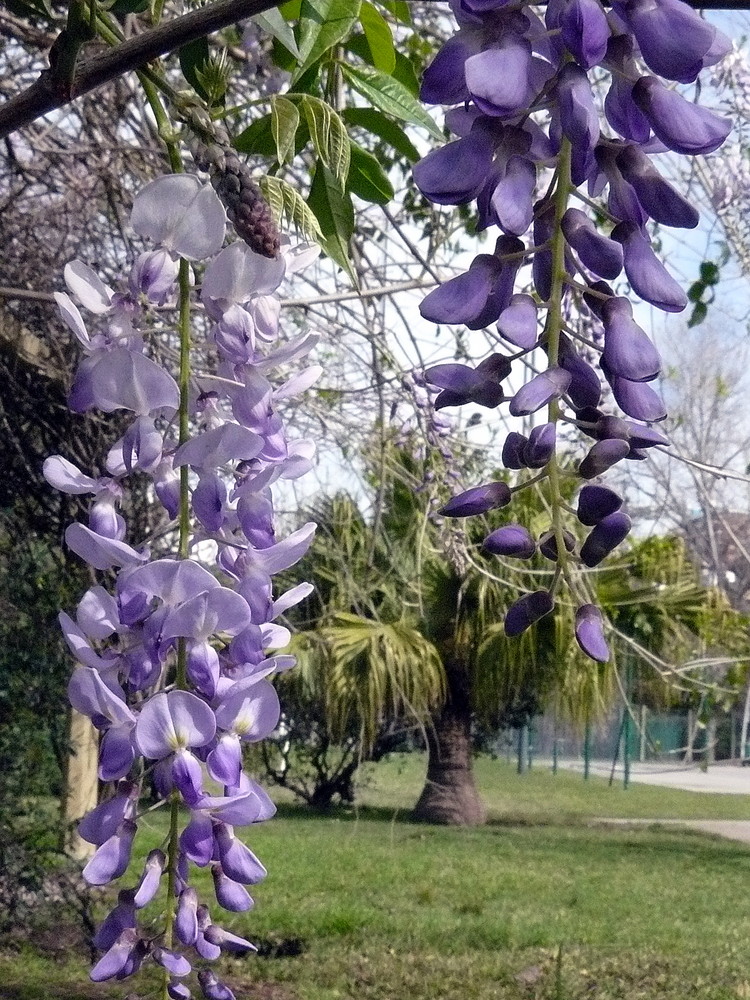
[44,172,320,998]
[416,0,732,659]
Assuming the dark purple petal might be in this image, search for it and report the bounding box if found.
[539,529,576,561]
[99,724,136,782]
[502,431,528,469]
[79,786,135,846]
[186,640,220,700]
[578,438,631,479]
[421,30,479,104]
[611,223,687,312]
[580,511,632,566]
[559,0,610,68]
[483,525,537,559]
[523,423,556,468]
[92,891,137,950]
[560,345,602,410]
[439,481,511,518]
[625,423,668,449]
[601,297,661,381]
[193,473,227,532]
[595,145,648,228]
[509,368,572,417]
[577,484,623,525]
[575,604,610,661]
[420,255,505,329]
[504,591,554,637]
[557,63,599,184]
[413,130,496,205]
[561,208,623,280]
[632,77,731,155]
[496,294,538,350]
[168,982,192,1000]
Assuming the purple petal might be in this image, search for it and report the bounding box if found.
[214,679,280,741]
[79,786,134,846]
[198,970,236,1000]
[64,260,114,314]
[538,529,576,561]
[207,734,243,786]
[187,640,221,700]
[212,864,254,911]
[483,525,536,559]
[133,849,166,908]
[176,886,199,945]
[180,814,215,867]
[561,209,623,280]
[66,523,147,571]
[614,0,718,82]
[612,223,687,312]
[578,438,631,479]
[215,823,267,884]
[77,586,120,640]
[92,891,137,950]
[420,256,505,329]
[99,724,136,782]
[502,431,528,469]
[616,144,698,229]
[204,923,256,953]
[496,294,538,350]
[43,456,100,494]
[68,667,134,727]
[601,297,661,381]
[135,690,217,760]
[82,820,137,886]
[90,928,139,982]
[491,156,536,236]
[439,481,511,518]
[560,346,602,410]
[119,558,220,609]
[580,511,632,566]
[559,0,610,68]
[413,129,495,205]
[85,347,179,415]
[131,174,226,261]
[610,375,667,421]
[632,77,731,155]
[154,947,191,977]
[160,589,252,643]
[523,423,556,468]
[421,30,478,105]
[575,604,610,662]
[577,484,623,525]
[172,750,206,806]
[504,591,554,637]
[465,39,534,117]
[174,424,264,471]
[509,368,572,417]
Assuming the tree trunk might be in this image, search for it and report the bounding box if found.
[60,708,99,860]
[413,658,486,826]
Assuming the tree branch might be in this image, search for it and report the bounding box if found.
[0,0,282,139]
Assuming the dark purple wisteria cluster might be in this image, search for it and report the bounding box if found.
[414,0,732,659]
[45,175,321,998]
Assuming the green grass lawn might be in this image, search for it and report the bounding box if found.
[3,755,750,1000]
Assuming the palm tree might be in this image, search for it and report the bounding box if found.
[279,444,747,823]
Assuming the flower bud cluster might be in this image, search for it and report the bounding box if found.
[414,0,732,660]
[45,173,321,998]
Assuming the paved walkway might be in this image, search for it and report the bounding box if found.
[555,758,750,794]
[592,817,750,845]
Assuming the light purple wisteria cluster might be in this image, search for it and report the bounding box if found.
[44,173,321,999]
[413,0,732,659]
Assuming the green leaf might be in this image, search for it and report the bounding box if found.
[294,0,362,82]
[179,38,210,101]
[307,164,356,282]
[302,96,351,184]
[234,114,276,156]
[359,0,396,74]
[341,107,419,162]
[688,301,708,328]
[4,0,53,17]
[271,96,300,165]
[347,143,395,204]
[375,0,412,23]
[699,260,720,285]
[259,176,324,246]
[392,49,421,97]
[279,0,302,17]
[254,7,300,58]
[340,63,441,139]
[109,0,150,13]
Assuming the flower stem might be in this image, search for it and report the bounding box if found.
[544,137,573,591]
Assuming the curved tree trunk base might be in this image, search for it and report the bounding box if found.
[412,771,486,826]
